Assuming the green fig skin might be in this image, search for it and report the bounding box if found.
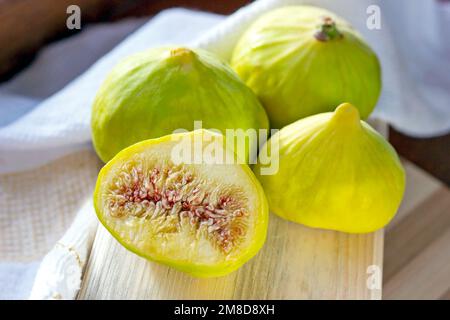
[91,47,269,163]
[231,6,382,129]
[254,103,405,234]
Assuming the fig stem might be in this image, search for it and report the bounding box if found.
[314,17,343,42]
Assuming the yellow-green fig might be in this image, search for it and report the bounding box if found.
[94,129,268,277]
[254,103,405,233]
[91,47,269,163]
[231,6,381,128]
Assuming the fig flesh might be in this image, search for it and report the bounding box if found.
[231,6,381,128]
[254,103,405,233]
[94,130,268,277]
[91,47,269,163]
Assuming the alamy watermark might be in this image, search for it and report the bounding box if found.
[366,5,381,30]
[66,5,81,30]
[169,121,279,175]
[367,264,382,290]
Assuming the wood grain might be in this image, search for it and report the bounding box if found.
[384,226,450,300]
[383,163,450,300]
[384,188,450,281]
[78,216,383,300]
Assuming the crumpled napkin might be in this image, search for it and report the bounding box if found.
[29,200,98,300]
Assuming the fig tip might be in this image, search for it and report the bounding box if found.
[332,103,361,125]
[169,47,196,64]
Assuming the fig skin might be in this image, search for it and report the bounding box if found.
[94,130,269,277]
[91,47,269,163]
[231,6,382,129]
[254,103,405,234]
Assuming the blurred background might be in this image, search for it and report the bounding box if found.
[0,0,449,300]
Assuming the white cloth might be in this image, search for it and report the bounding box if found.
[0,0,448,299]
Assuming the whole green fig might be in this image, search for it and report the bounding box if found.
[231,6,381,129]
[91,47,269,162]
[254,103,405,233]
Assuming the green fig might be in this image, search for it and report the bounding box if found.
[91,47,269,163]
[254,103,405,233]
[231,6,382,128]
[94,129,269,277]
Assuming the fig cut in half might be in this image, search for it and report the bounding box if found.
[93,130,268,277]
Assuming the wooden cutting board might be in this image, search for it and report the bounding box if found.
[78,216,383,299]
[77,121,392,300]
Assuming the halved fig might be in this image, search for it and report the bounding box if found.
[93,130,268,277]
